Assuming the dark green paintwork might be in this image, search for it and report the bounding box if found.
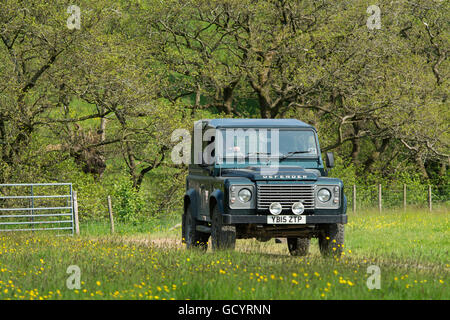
[184,119,347,230]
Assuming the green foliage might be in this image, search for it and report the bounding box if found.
[143,167,185,217]
[329,155,449,209]
[328,155,358,187]
[0,0,447,219]
[112,179,145,225]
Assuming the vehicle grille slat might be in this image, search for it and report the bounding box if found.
[257,184,316,210]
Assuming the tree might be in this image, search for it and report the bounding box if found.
[145,0,448,180]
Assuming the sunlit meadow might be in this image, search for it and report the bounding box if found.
[0,209,448,300]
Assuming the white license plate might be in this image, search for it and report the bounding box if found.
[267,215,306,224]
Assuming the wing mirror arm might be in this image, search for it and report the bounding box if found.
[325,152,335,171]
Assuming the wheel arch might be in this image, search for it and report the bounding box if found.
[184,188,198,216]
[209,189,225,219]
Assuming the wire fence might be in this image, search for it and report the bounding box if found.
[3,183,445,236]
[77,184,450,231]
[347,184,449,212]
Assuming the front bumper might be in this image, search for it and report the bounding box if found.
[222,214,347,224]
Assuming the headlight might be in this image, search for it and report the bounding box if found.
[229,185,255,209]
[269,202,282,215]
[318,188,331,202]
[238,188,252,203]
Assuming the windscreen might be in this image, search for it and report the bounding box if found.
[216,129,318,162]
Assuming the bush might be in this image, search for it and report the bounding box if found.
[112,179,145,225]
[327,155,358,187]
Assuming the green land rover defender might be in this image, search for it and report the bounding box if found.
[182,119,347,256]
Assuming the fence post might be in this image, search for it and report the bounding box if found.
[73,191,80,235]
[403,184,407,211]
[428,185,432,211]
[353,184,356,213]
[30,185,34,233]
[378,184,382,213]
[107,195,115,234]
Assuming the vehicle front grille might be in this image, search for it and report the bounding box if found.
[257,184,316,211]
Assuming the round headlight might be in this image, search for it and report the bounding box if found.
[318,188,331,202]
[292,202,305,215]
[269,202,282,215]
[238,188,252,203]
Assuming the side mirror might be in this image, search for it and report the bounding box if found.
[325,152,335,169]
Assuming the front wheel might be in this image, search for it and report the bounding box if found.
[287,238,310,256]
[182,205,209,251]
[211,205,236,251]
[318,223,344,257]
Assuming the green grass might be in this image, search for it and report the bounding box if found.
[79,213,180,237]
[0,209,448,300]
[346,208,449,264]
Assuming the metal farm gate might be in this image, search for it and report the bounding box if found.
[0,183,74,235]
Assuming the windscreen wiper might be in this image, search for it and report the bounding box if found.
[244,152,270,159]
[279,150,311,161]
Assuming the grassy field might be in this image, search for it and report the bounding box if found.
[0,208,448,300]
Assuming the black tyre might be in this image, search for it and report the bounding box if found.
[287,238,310,256]
[182,204,209,250]
[318,223,344,257]
[211,204,236,251]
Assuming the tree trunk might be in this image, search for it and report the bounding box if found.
[439,160,447,177]
[364,138,390,171]
[415,154,429,179]
[222,80,239,115]
[350,123,361,165]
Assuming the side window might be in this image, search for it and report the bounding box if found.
[190,129,195,163]
[203,128,215,165]
[210,136,215,158]
[207,136,216,158]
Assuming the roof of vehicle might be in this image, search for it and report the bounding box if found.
[201,118,315,129]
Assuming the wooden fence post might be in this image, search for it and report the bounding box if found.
[428,185,432,212]
[107,195,115,234]
[378,184,382,213]
[353,184,356,213]
[73,191,80,235]
[403,184,407,211]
